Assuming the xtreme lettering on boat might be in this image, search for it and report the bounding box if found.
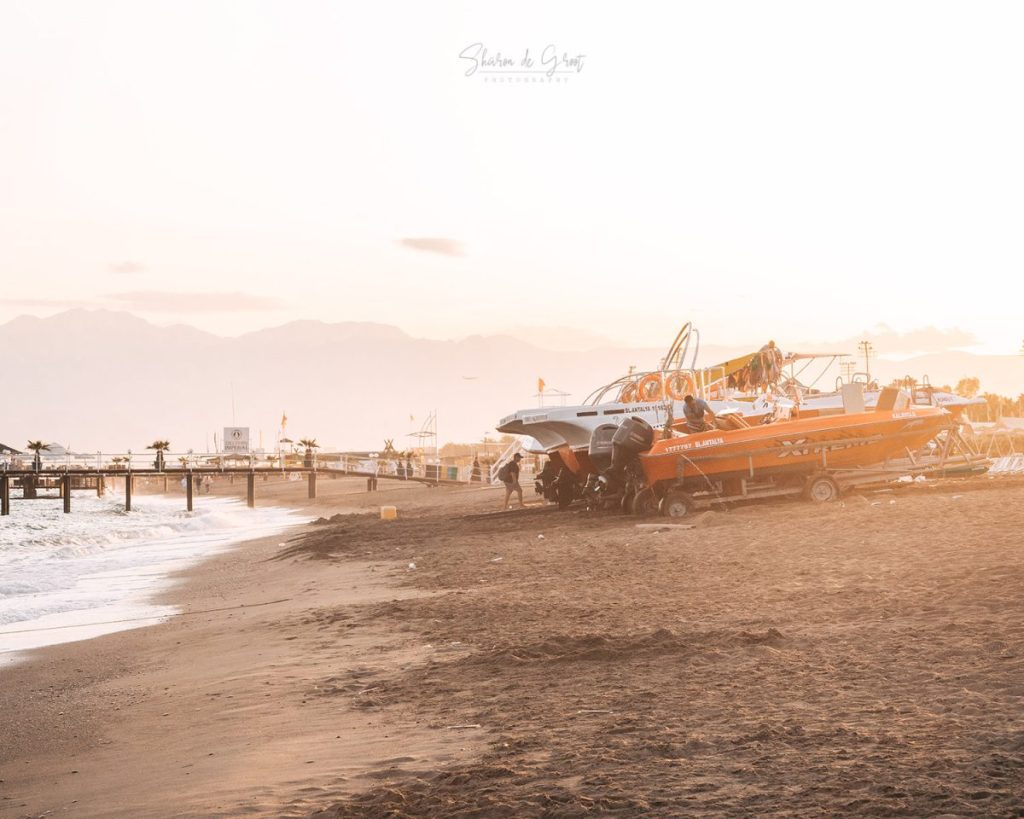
[776,438,872,458]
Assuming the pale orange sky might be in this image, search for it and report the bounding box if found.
[1,1,1022,354]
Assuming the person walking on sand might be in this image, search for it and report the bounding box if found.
[499,452,526,510]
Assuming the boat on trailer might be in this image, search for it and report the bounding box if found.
[497,323,986,508]
[499,323,845,505]
[592,392,955,517]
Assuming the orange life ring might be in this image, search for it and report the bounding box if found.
[665,372,695,401]
[636,373,665,402]
[619,382,637,403]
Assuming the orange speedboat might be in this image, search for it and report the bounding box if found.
[628,403,952,515]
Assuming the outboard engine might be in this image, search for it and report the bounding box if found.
[587,424,618,474]
[535,453,580,510]
[611,416,655,460]
[535,456,560,499]
[594,416,655,500]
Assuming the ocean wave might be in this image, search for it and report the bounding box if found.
[0,493,304,649]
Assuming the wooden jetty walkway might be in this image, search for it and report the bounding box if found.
[0,466,472,516]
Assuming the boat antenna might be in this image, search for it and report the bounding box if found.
[661,322,692,371]
[688,328,701,370]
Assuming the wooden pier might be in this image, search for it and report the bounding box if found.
[0,465,467,516]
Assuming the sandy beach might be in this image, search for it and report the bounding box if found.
[2,476,1023,816]
[7,4,1024,816]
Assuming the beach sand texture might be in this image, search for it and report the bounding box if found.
[2,477,1023,816]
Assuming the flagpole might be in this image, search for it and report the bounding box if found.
[278,410,288,469]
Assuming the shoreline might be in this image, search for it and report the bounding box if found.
[0,493,303,666]
[0,471,453,663]
[0,477,493,817]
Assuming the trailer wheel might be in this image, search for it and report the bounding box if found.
[660,490,693,518]
[631,488,658,517]
[804,474,840,503]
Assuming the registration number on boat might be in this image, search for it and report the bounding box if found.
[665,436,725,453]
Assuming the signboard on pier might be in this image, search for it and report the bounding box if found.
[223,427,250,454]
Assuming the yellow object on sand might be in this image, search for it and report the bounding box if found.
[380,506,398,521]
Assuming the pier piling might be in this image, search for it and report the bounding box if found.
[97,476,105,498]
[186,472,194,512]
[125,474,132,512]
[1,476,9,516]
[246,472,255,508]
[63,475,72,513]
[308,471,317,500]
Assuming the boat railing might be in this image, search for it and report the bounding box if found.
[584,364,731,406]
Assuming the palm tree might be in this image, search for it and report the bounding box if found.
[26,440,50,472]
[955,377,980,399]
[148,439,170,472]
[298,438,319,468]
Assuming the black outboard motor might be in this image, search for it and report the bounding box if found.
[587,424,618,475]
[594,416,654,494]
[610,416,654,471]
[535,456,560,499]
[535,453,579,509]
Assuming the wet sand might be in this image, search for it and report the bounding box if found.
[0,478,479,817]
[2,476,1023,816]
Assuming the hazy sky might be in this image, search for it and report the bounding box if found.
[1,1,1022,354]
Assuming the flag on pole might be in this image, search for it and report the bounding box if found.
[538,377,546,394]
[281,411,288,429]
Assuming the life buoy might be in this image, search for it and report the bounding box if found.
[636,373,665,402]
[665,372,695,401]
[619,382,637,403]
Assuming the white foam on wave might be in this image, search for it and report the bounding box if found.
[0,492,305,665]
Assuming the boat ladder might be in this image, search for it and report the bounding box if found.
[489,439,526,484]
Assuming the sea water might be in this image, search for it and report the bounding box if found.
[0,491,304,665]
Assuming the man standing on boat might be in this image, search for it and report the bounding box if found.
[683,394,717,433]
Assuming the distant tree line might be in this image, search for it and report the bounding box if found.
[888,375,1024,422]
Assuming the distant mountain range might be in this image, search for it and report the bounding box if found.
[2,310,1021,451]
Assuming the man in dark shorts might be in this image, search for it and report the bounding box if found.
[683,394,717,433]
[501,452,526,510]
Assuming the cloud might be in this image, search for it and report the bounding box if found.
[109,261,146,275]
[397,237,465,257]
[0,297,93,308]
[1,290,285,314]
[105,291,286,313]
[790,325,979,356]
[500,324,621,351]
[845,325,979,354]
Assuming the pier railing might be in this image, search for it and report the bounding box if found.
[0,451,483,482]
[0,450,507,516]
